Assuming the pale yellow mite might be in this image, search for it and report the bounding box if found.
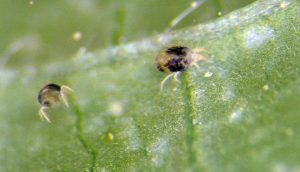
[155,46,207,91]
[38,83,73,123]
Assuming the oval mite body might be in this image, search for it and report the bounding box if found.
[155,46,191,73]
[37,83,73,123]
[38,83,61,107]
[155,46,207,91]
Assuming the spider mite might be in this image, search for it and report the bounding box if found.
[155,46,207,90]
[38,83,73,123]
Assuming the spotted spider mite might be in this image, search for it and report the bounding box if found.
[38,83,73,123]
[155,46,207,90]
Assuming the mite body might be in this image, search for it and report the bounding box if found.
[155,46,207,90]
[156,46,191,73]
[38,83,73,123]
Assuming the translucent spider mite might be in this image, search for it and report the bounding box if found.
[155,46,207,91]
[37,83,73,123]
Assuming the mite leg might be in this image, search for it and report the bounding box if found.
[191,48,208,62]
[160,73,175,91]
[60,85,73,107]
[160,72,181,91]
[173,71,181,82]
[39,106,51,123]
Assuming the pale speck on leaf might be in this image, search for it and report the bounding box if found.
[263,84,270,91]
[204,71,213,78]
[229,111,243,123]
[107,132,114,140]
[280,1,291,8]
[229,104,246,123]
[73,31,82,41]
[108,101,124,116]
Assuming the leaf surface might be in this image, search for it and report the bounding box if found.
[0,0,299,171]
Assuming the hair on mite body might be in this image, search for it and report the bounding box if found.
[155,46,207,91]
[38,83,73,123]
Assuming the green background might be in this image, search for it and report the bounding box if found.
[1,0,299,171]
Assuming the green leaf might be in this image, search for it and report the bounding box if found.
[1,0,300,171]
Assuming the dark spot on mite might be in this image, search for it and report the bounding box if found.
[43,101,50,106]
[166,46,189,56]
[45,83,61,92]
[156,46,191,73]
[166,57,189,72]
